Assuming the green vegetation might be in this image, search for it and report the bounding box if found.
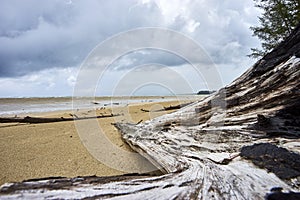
[250,0,300,58]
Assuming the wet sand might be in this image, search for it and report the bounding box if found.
[0,99,196,185]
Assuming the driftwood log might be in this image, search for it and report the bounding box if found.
[1,25,300,199]
[0,114,119,124]
[140,103,191,113]
[158,103,191,111]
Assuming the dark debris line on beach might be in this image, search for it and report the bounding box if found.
[0,103,188,124]
[0,114,120,124]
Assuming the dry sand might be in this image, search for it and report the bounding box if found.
[0,100,194,185]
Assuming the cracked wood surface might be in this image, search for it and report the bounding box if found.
[1,25,300,199]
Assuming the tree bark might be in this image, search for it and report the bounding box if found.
[1,24,300,199]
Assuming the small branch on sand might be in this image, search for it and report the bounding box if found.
[136,119,143,124]
[159,102,191,111]
[140,108,150,112]
[140,103,191,113]
[0,114,119,124]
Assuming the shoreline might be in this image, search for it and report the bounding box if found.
[0,99,200,185]
[0,95,203,117]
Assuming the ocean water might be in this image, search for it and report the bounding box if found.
[0,95,202,116]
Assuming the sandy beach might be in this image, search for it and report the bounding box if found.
[0,99,198,185]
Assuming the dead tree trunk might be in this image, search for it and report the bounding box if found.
[1,25,300,199]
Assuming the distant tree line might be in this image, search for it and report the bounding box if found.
[197,90,216,95]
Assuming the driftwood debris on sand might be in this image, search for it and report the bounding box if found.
[140,102,191,113]
[0,114,119,124]
[1,25,300,199]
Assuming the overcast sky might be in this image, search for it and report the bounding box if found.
[0,0,261,97]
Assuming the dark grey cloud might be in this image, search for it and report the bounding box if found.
[0,0,260,78]
[0,0,263,97]
[0,0,163,77]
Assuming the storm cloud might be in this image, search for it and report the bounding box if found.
[0,0,261,96]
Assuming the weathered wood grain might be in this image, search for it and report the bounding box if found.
[1,24,300,200]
